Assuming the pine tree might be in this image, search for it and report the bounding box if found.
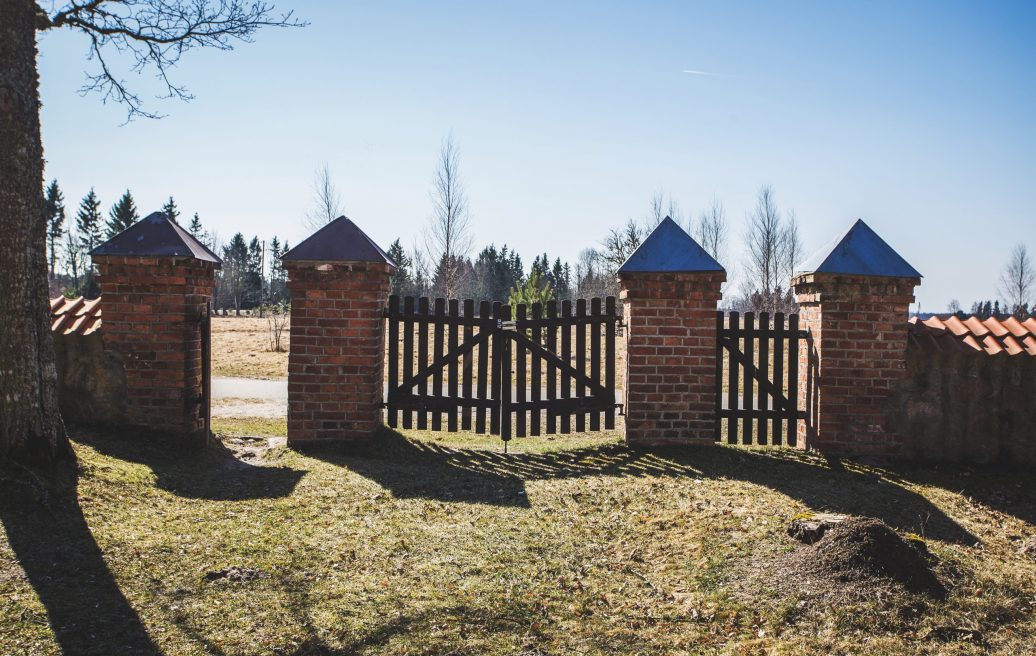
[162,196,180,223]
[268,236,284,303]
[387,239,414,297]
[106,190,139,238]
[76,189,104,298]
[247,237,265,307]
[188,212,203,238]
[551,258,570,301]
[218,233,250,314]
[509,268,553,309]
[76,189,103,252]
[43,180,65,278]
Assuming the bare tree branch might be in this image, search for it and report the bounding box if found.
[999,243,1035,317]
[303,162,343,232]
[42,1,306,120]
[740,185,797,313]
[424,133,473,298]
[695,198,727,267]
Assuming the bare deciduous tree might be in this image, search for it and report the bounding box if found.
[648,190,682,226]
[424,134,473,298]
[782,209,803,284]
[0,1,303,464]
[304,163,344,232]
[600,219,643,273]
[741,185,799,313]
[575,248,613,298]
[695,198,728,266]
[999,243,1035,317]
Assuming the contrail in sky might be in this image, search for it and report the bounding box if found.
[682,69,722,76]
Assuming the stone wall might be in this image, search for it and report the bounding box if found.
[888,348,1036,465]
[52,331,126,427]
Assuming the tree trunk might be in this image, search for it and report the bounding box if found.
[0,0,71,464]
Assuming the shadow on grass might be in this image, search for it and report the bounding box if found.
[75,427,305,501]
[305,427,979,545]
[0,465,161,655]
[1,427,307,656]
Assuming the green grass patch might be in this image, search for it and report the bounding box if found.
[1,421,1033,655]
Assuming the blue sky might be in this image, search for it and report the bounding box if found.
[37,1,1036,311]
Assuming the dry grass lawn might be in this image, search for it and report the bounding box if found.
[1,420,1034,655]
[212,316,289,379]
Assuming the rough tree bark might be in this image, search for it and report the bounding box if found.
[0,0,71,464]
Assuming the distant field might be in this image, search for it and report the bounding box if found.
[212,316,289,379]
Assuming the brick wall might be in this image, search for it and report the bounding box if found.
[93,255,216,438]
[793,273,919,456]
[619,271,725,445]
[285,261,393,444]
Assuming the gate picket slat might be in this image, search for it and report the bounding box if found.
[432,298,446,431]
[417,297,429,430]
[714,311,723,441]
[772,312,785,445]
[401,296,414,429]
[589,298,602,431]
[447,299,459,432]
[530,302,542,436]
[387,295,399,429]
[462,299,474,431]
[575,299,587,432]
[560,300,572,434]
[727,311,739,443]
[605,296,616,430]
[515,303,527,438]
[757,312,769,445]
[546,300,558,433]
[490,302,503,435]
[500,304,513,442]
[476,300,490,433]
[387,295,620,442]
[742,312,755,442]
[788,314,800,447]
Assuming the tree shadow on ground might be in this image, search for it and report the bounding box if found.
[0,427,306,656]
[305,428,979,545]
[0,464,161,655]
[75,426,305,501]
[883,463,1036,529]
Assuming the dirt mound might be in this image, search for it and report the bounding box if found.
[805,517,945,597]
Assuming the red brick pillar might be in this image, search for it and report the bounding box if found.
[281,216,396,445]
[92,255,217,439]
[791,221,921,456]
[619,272,725,445]
[616,217,726,446]
[284,261,393,445]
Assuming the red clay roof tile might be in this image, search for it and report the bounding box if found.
[909,314,1036,356]
[50,296,102,336]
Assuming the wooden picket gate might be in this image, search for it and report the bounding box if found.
[384,295,620,441]
[715,311,807,446]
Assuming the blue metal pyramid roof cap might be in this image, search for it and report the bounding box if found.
[617,217,725,274]
[89,211,222,266]
[282,215,396,266]
[797,219,921,278]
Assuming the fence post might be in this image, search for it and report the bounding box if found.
[90,212,221,444]
[281,216,396,446]
[792,219,921,457]
[617,217,726,446]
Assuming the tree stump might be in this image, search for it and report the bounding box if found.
[787,513,847,544]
